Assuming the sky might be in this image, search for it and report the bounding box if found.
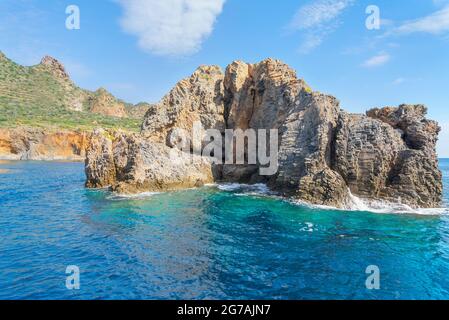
[0,0,448,156]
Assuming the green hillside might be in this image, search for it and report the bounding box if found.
[0,51,145,131]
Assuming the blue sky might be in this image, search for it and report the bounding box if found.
[0,0,448,156]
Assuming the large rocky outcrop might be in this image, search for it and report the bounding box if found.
[84,59,443,209]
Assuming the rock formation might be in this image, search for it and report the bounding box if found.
[40,56,71,80]
[84,59,443,208]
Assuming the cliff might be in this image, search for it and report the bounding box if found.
[0,127,90,161]
[85,59,442,209]
[0,51,154,160]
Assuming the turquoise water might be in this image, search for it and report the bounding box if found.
[0,159,449,300]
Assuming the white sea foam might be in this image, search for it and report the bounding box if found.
[216,183,242,191]
[289,189,448,215]
[300,222,314,232]
[345,191,448,215]
[215,183,271,196]
[107,191,162,200]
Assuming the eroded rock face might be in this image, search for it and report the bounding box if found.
[222,59,315,184]
[366,104,440,152]
[85,129,217,193]
[334,112,407,197]
[296,168,350,208]
[0,127,90,161]
[332,105,442,208]
[85,129,116,188]
[273,93,341,202]
[141,65,225,143]
[383,150,442,207]
[362,104,442,207]
[224,59,309,131]
[84,59,443,209]
[221,59,347,206]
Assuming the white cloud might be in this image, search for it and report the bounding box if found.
[380,19,394,27]
[393,5,449,35]
[299,30,328,54]
[362,53,390,67]
[290,0,353,30]
[289,0,354,53]
[118,0,225,56]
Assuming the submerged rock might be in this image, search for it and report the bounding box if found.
[84,59,443,209]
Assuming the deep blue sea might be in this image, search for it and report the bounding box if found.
[0,159,449,300]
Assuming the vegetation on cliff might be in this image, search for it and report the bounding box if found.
[0,51,148,131]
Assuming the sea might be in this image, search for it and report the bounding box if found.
[0,159,448,299]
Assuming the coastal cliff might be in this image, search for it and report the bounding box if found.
[0,52,151,161]
[83,58,443,208]
[0,127,90,161]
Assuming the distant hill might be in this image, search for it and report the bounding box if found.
[0,51,152,131]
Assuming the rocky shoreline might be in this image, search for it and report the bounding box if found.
[0,52,147,162]
[0,127,90,161]
[84,59,443,209]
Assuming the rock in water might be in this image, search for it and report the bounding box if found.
[85,129,218,193]
[85,129,117,188]
[84,59,443,209]
[363,104,442,207]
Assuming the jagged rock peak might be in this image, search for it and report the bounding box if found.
[367,104,428,125]
[40,55,70,79]
[366,104,440,151]
[193,64,223,75]
[223,58,313,130]
[225,58,299,85]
